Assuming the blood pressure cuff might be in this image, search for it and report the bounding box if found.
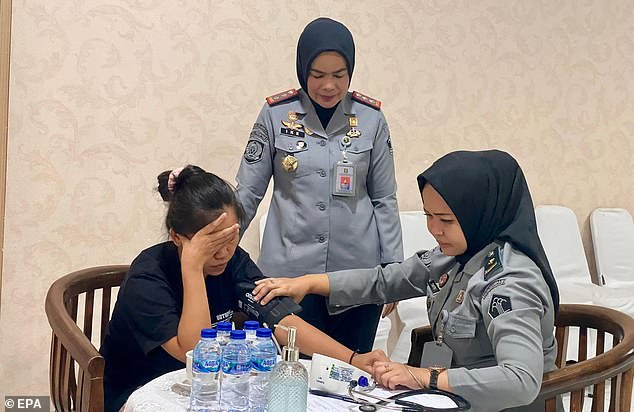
[235,280,302,328]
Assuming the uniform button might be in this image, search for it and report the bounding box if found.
[318,140,326,147]
[317,202,326,211]
[318,170,326,177]
[318,235,326,243]
[450,327,456,333]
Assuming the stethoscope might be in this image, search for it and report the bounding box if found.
[347,380,471,412]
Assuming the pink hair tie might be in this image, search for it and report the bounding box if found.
[167,167,184,193]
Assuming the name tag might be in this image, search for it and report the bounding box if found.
[332,160,356,197]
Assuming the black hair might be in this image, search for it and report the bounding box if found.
[157,165,245,236]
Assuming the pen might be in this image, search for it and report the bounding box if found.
[309,389,361,404]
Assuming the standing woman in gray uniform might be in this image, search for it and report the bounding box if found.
[235,17,403,353]
[253,150,561,411]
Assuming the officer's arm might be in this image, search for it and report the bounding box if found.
[366,114,403,264]
[232,253,373,368]
[447,267,547,409]
[235,105,275,233]
[326,250,441,314]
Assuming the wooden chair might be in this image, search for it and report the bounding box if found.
[45,265,129,412]
[408,304,634,411]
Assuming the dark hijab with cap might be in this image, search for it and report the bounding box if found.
[296,17,355,128]
[417,150,559,312]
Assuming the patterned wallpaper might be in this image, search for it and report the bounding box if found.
[1,0,633,398]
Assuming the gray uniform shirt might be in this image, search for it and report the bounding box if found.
[327,242,558,411]
[236,89,403,276]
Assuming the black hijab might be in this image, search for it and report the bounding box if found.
[296,17,355,128]
[417,150,559,311]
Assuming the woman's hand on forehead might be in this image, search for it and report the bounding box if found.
[194,215,239,247]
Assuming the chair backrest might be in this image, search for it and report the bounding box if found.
[590,208,634,287]
[408,304,634,411]
[542,304,634,411]
[45,265,128,412]
[399,211,437,257]
[534,205,592,284]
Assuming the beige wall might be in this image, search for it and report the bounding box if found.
[1,0,633,398]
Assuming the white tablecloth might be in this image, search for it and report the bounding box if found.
[124,364,458,412]
[124,368,361,412]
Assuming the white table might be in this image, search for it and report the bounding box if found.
[123,367,356,412]
[124,364,459,412]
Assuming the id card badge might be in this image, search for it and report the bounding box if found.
[332,160,356,197]
[420,341,453,369]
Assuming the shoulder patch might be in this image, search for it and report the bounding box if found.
[481,278,506,301]
[483,247,503,281]
[352,91,382,110]
[419,250,433,268]
[265,88,298,106]
[488,294,512,319]
[243,140,264,164]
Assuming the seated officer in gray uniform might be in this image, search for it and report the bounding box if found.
[253,150,562,411]
[235,17,403,353]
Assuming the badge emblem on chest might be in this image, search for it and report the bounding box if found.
[281,110,313,137]
[346,116,361,138]
[281,155,298,172]
[455,289,465,304]
[438,273,449,288]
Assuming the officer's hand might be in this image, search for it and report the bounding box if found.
[372,361,422,390]
[352,349,389,373]
[381,301,399,318]
[178,213,240,274]
[252,277,310,305]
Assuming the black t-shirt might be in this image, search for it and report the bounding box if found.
[100,242,301,412]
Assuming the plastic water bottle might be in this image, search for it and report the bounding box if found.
[249,328,277,412]
[220,330,251,411]
[190,328,221,412]
[216,321,232,348]
[243,320,259,346]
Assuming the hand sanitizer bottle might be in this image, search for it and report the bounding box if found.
[267,325,308,412]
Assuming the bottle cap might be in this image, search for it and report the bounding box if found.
[230,330,246,340]
[244,320,260,330]
[200,328,217,339]
[216,321,232,332]
[256,327,272,338]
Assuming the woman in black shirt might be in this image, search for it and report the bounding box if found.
[100,165,379,412]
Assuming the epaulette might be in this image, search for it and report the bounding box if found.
[265,88,298,106]
[352,91,381,110]
[483,246,503,281]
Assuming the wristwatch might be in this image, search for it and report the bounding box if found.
[428,366,446,390]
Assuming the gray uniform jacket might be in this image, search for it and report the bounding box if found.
[236,89,403,276]
[328,242,559,411]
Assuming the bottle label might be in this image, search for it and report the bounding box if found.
[221,361,251,374]
[251,357,276,371]
[194,358,220,373]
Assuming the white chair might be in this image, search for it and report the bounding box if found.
[258,211,267,250]
[399,211,437,257]
[534,205,593,286]
[589,208,634,320]
[590,208,634,288]
[535,205,605,362]
[384,212,438,362]
[534,205,598,305]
